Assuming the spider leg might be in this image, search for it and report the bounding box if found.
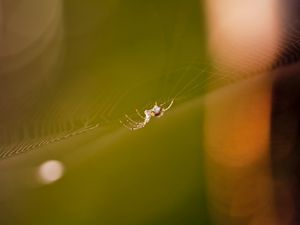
[132,121,147,130]
[136,109,145,120]
[132,125,144,130]
[125,114,148,130]
[120,120,134,131]
[126,120,139,128]
[163,99,174,111]
[121,117,148,131]
[121,114,141,129]
[125,114,142,125]
[120,109,150,131]
[122,117,145,130]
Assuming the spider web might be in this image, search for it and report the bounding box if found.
[1,0,300,160]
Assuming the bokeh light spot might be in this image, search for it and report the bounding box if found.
[38,160,64,184]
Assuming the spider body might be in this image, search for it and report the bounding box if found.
[120,99,174,131]
[150,105,163,117]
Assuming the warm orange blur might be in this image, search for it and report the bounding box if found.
[204,1,284,224]
[204,75,276,225]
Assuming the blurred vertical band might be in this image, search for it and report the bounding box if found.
[204,0,282,224]
[0,0,64,142]
[205,0,282,78]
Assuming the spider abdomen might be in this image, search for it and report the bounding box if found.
[152,106,162,117]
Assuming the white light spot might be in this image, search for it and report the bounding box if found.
[38,160,64,184]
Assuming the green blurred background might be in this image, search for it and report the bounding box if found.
[0,0,211,225]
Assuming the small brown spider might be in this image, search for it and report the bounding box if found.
[120,99,174,131]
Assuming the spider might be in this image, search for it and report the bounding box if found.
[120,99,174,131]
